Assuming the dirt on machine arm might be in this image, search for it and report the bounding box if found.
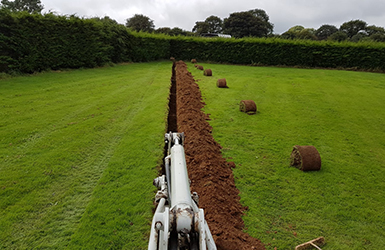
[175,61,265,250]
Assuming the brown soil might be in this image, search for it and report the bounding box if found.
[240,100,257,114]
[290,145,321,171]
[175,61,265,250]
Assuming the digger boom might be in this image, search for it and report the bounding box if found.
[148,132,216,250]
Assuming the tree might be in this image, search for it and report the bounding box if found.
[281,26,316,40]
[155,27,172,35]
[192,21,210,35]
[281,25,304,39]
[192,16,223,35]
[205,15,223,33]
[297,28,316,40]
[156,27,194,36]
[315,24,338,40]
[91,16,118,25]
[1,0,43,13]
[169,27,193,36]
[350,32,366,42]
[125,14,155,32]
[369,33,385,42]
[339,19,367,38]
[365,25,385,36]
[223,9,273,38]
[328,31,348,42]
[249,9,270,23]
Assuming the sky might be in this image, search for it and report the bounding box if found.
[43,0,385,34]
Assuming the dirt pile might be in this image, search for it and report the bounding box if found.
[175,61,265,250]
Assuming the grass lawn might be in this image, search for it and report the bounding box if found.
[190,63,385,250]
[0,62,170,249]
[2,60,384,250]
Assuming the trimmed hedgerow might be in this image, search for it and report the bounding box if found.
[169,36,385,71]
[1,11,385,73]
[0,11,169,73]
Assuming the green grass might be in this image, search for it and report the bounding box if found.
[0,62,170,249]
[2,61,384,250]
[190,63,385,250]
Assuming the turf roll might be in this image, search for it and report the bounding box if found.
[217,78,228,88]
[204,69,212,76]
[239,100,257,114]
[191,59,197,63]
[197,65,204,70]
[290,145,321,171]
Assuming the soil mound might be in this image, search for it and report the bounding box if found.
[175,61,265,250]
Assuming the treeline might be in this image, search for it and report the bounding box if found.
[1,11,385,74]
[280,21,385,43]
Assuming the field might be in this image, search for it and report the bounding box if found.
[190,63,385,249]
[0,62,170,249]
[1,61,385,249]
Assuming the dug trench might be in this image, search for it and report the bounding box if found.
[162,60,265,250]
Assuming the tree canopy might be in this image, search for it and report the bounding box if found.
[91,16,118,26]
[281,26,316,40]
[365,25,385,36]
[315,24,338,40]
[125,14,155,32]
[223,9,274,38]
[192,21,210,35]
[192,15,223,35]
[328,31,348,42]
[205,15,223,33]
[339,19,367,38]
[1,0,43,13]
[155,27,194,36]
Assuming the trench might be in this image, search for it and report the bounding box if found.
[167,61,178,133]
[161,62,178,177]
[160,61,265,250]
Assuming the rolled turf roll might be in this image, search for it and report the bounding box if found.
[197,65,204,70]
[290,145,321,171]
[217,78,228,88]
[239,100,257,114]
[204,69,212,76]
[191,59,197,63]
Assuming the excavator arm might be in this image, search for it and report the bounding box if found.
[148,132,216,250]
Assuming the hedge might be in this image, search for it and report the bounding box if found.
[169,36,385,71]
[0,11,170,73]
[1,11,385,73]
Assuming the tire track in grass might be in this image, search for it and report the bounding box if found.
[0,62,170,249]
[1,83,145,248]
[66,64,169,249]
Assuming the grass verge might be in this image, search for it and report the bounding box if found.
[190,63,385,250]
[0,62,170,249]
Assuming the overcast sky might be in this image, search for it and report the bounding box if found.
[43,0,385,34]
